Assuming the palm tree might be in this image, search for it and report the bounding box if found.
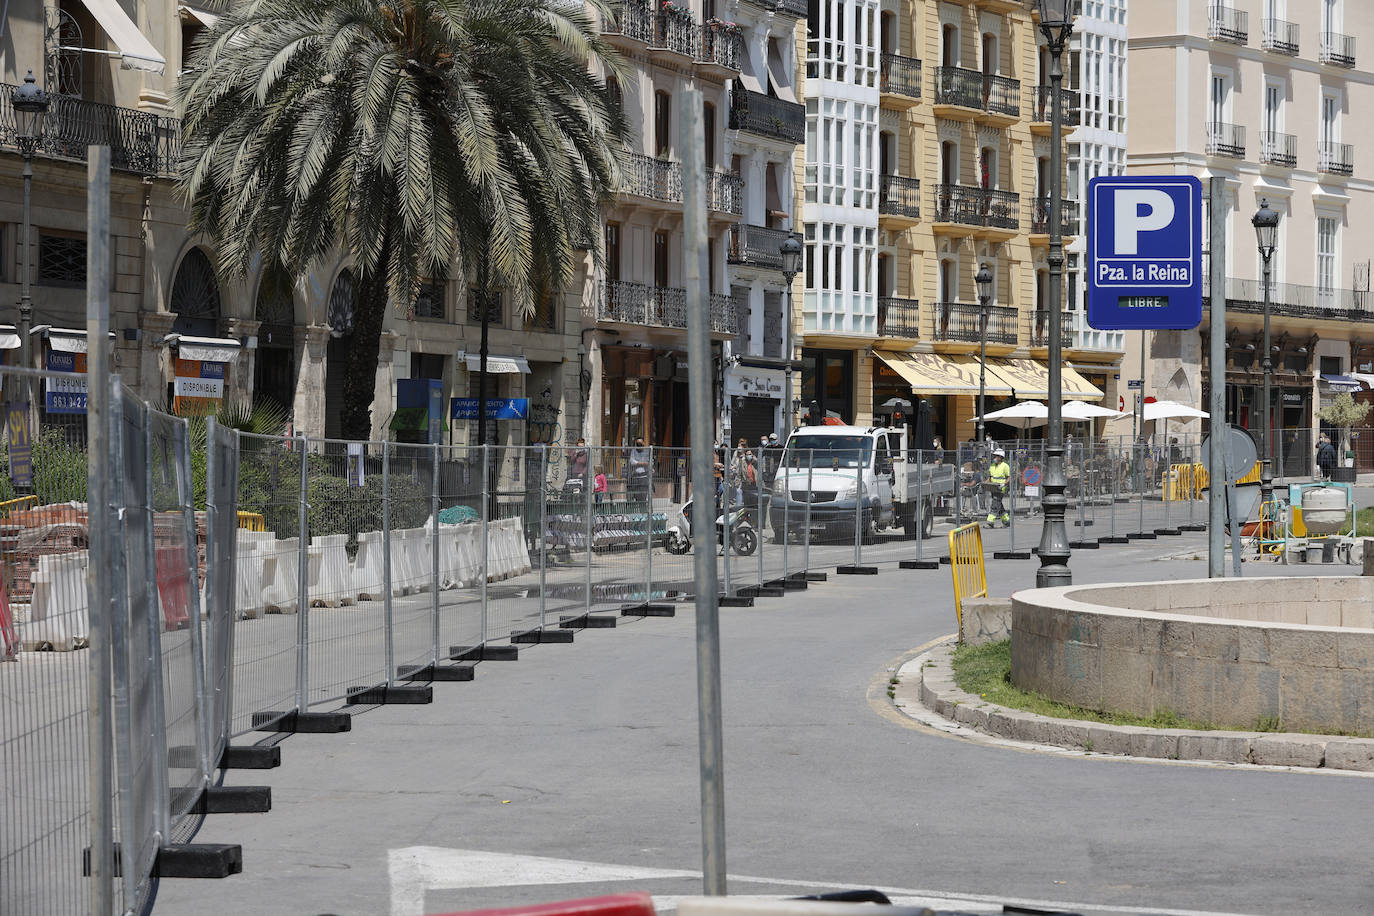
[178,0,626,441]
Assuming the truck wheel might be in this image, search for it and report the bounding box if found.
[903,511,917,540]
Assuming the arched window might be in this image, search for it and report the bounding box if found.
[170,247,222,336]
[324,269,356,439]
[254,263,297,413]
[327,269,356,338]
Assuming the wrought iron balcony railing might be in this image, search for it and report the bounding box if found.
[1030,309,1073,348]
[606,1,655,44]
[1206,122,1246,159]
[617,151,683,203]
[983,73,1020,118]
[0,85,179,177]
[877,297,920,339]
[774,0,808,16]
[1318,141,1353,176]
[1208,5,1248,44]
[1032,85,1080,127]
[1202,274,1372,322]
[699,23,743,71]
[1320,32,1355,67]
[934,66,983,109]
[727,223,790,270]
[728,87,805,144]
[932,184,1020,230]
[708,169,744,215]
[654,10,700,57]
[1260,131,1297,167]
[879,174,921,220]
[1031,196,1080,236]
[1262,18,1299,55]
[879,53,921,98]
[600,280,738,333]
[935,301,1017,345]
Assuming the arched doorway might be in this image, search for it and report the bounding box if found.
[254,263,297,415]
[170,247,222,336]
[324,269,355,440]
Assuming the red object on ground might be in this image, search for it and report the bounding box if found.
[0,577,16,659]
[155,544,192,631]
[429,892,656,916]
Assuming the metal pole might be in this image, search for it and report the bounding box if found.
[977,301,988,448]
[144,421,172,844]
[1110,446,1118,540]
[1037,26,1072,587]
[756,446,765,589]
[1138,440,1146,536]
[295,434,309,711]
[584,446,593,614]
[683,90,726,896]
[783,281,795,440]
[1208,176,1227,576]
[382,442,395,686]
[782,450,791,578]
[538,446,548,631]
[432,442,442,664]
[722,457,733,597]
[803,456,813,575]
[19,146,36,429]
[481,444,490,645]
[853,454,863,566]
[916,449,926,561]
[1007,452,1016,552]
[646,446,655,605]
[1260,251,1274,528]
[83,145,115,916]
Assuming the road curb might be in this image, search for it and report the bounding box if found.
[900,642,1374,773]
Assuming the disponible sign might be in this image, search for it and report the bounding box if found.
[173,358,227,414]
[44,351,88,414]
[450,397,529,420]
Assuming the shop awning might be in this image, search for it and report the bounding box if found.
[461,352,530,374]
[173,335,242,364]
[71,0,167,73]
[1321,374,1363,393]
[0,326,19,350]
[178,5,219,28]
[984,358,1104,400]
[37,327,115,353]
[1350,373,1374,390]
[874,350,1012,396]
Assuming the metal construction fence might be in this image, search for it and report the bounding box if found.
[4,368,1295,915]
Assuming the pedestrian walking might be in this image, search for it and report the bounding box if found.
[1316,434,1337,479]
[593,466,607,504]
[626,438,651,502]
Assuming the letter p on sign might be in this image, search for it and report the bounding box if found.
[1114,189,1175,255]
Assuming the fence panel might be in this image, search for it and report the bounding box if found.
[204,419,239,764]
[435,448,484,655]
[390,442,439,676]
[0,367,103,916]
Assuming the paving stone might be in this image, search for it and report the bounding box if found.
[1177,732,1253,764]
[1251,735,1327,768]
[1324,739,1374,772]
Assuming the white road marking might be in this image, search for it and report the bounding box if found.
[388,847,1262,916]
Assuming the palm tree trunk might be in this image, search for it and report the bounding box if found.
[340,264,392,442]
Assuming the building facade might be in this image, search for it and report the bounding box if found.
[801,0,1105,445]
[1128,0,1373,470]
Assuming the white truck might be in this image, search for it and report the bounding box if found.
[768,425,956,542]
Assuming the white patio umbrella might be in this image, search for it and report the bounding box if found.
[983,400,1048,430]
[1143,400,1209,422]
[1063,399,1126,421]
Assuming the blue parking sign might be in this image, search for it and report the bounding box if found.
[1087,175,1203,330]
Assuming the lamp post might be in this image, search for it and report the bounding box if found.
[12,71,49,393]
[1034,0,1075,588]
[1252,198,1280,518]
[780,233,803,438]
[975,263,993,449]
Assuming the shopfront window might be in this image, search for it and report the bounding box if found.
[801,348,854,425]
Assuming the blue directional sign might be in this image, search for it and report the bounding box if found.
[450,397,529,420]
[1087,175,1203,330]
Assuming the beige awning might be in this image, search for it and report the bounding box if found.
[874,350,1013,396]
[985,358,1104,400]
[71,0,166,73]
[173,335,242,364]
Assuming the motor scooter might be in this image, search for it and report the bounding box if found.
[664,495,758,556]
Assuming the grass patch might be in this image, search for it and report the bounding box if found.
[948,639,1374,737]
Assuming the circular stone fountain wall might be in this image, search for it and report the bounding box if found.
[1011,578,1374,734]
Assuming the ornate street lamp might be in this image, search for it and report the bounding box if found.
[1252,198,1280,518]
[11,71,49,424]
[1033,0,1077,587]
[780,233,803,437]
[975,263,993,450]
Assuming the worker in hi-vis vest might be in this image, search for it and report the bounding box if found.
[985,449,1011,528]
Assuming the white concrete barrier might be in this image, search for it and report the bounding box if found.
[24,550,89,650]
[233,530,266,619]
[260,537,300,614]
[453,525,480,587]
[351,530,386,600]
[309,533,354,607]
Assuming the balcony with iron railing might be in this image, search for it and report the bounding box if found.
[617,150,683,204]
[653,8,700,58]
[1320,32,1356,67]
[1202,274,1373,322]
[877,297,920,339]
[748,0,806,16]
[1260,131,1297,167]
[1262,18,1299,55]
[932,184,1020,233]
[981,73,1020,120]
[1030,196,1080,238]
[1030,309,1073,348]
[878,174,921,224]
[1206,122,1246,159]
[728,87,805,144]
[707,169,744,216]
[934,301,1018,345]
[600,280,739,334]
[698,22,744,76]
[1031,85,1080,128]
[933,66,984,112]
[0,86,180,178]
[727,223,790,270]
[879,53,922,103]
[1318,141,1353,176]
[1207,5,1248,44]
[603,1,655,46]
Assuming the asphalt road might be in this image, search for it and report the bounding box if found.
[154,531,1374,916]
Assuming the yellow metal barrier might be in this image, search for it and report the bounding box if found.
[948,522,988,635]
[236,511,266,531]
[0,495,38,518]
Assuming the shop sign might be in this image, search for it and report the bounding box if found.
[724,366,784,398]
[450,397,529,420]
[1282,392,1303,405]
[172,358,227,415]
[44,351,88,414]
[6,401,32,488]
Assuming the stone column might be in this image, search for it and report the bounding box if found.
[220,317,261,407]
[371,329,403,441]
[137,311,177,404]
[293,324,331,437]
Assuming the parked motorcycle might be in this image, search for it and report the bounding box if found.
[664,496,758,556]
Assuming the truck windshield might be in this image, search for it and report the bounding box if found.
[783,436,873,469]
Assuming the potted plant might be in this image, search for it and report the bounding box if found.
[1317,392,1370,483]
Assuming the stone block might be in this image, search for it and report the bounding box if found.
[1097,648,1155,717]
[1267,630,1339,668]
[1044,719,1092,750]
[1340,604,1374,630]
[1085,725,1133,756]
[1211,662,1271,730]
[1164,581,1215,611]
[960,597,1012,647]
[1004,711,1053,745]
[952,702,990,730]
[1337,634,1374,670]
[1128,729,1179,759]
[1237,626,1271,664]
[1324,739,1374,772]
[1251,735,1326,768]
[1177,732,1253,764]
[1066,611,1101,648]
[984,710,1020,741]
[1305,602,1343,628]
[1315,576,1364,603]
[1192,623,1240,662]
[1278,668,1358,733]
[1160,620,1195,656]
[1012,599,1050,638]
[1095,612,1141,651]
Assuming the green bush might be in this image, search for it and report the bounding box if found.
[0,429,90,505]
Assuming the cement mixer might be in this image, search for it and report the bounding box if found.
[1282,482,1356,565]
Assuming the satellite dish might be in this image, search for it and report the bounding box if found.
[1200,425,1258,484]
